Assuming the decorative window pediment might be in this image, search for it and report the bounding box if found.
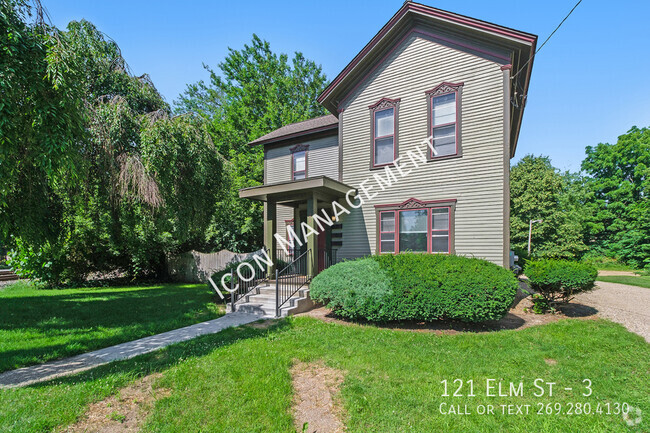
[426,82,463,159]
[290,143,309,153]
[368,97,401,111]
[424,82,464,97]
[375,197,456,255]
[398,197,428,209]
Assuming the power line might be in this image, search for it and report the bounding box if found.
[511,0,583,80]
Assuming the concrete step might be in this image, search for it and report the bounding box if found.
[246,289,308,305]
[228,284,316,318]
[0,271,18,281]
[234,303,276,317]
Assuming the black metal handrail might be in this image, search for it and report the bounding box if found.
[230,248,269,311]
[275,249,312,317]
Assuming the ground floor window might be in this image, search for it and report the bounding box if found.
[377,199,453,254]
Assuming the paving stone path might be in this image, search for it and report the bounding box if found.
[0,312,263,388]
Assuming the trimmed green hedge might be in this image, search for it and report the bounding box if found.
[309,258,392,321]
[310,254,518,322]
[524,259,597,303]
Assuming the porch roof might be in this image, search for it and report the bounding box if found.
[239,176,355,206]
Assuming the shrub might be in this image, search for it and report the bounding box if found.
[530,293,551,314]
[309,258,393,321]
[375,254,519,322]
[311,254,519,322]
[524,259,597,304]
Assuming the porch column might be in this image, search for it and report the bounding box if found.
[265,199,277,275]
[293,206,301,257]
[306,192,317,276]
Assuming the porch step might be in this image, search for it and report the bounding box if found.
[227,283,316,318]
[0,270,18,282]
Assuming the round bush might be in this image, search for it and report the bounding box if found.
[310,254,518,322]
[310,258,392,321]
[524,259,597,303]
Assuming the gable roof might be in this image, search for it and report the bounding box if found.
[317,1,537,156]
[249,2,537,155]
[249,114,338,146]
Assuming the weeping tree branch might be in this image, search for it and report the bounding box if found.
[117,153,163,208]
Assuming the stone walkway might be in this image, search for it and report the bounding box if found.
[0,312,263,389]
[574,281,650,342]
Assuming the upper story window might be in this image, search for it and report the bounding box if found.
[426,82,463,159]
[369,98,400,168]
[376,198,455,255]
[290,143,309,180]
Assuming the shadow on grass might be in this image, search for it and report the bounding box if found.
[0,286,217,330]
[28,318,294,390]
[303,297,599,334]
[0,284,225,372]
[311,309,529,333]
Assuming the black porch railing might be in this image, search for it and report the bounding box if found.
[275,248,295,267]
[275,249,311,317]
[317,248,337,271]
[229,250,268,311]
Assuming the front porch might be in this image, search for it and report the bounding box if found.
[239,175,355,277]
[234,176,355,317]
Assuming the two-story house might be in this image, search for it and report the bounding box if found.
[240,2,537,282]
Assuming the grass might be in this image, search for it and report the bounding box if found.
[597,275,650,289]
[0,317,647,433]
[0,281,224,372]
[582,256,637,272]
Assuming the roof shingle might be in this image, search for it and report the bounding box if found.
[249,114,338,146]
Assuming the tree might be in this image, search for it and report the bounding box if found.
[582,126,650,269]
[510,155,590,259]
[175,34,329,251]
[0,0,84,244]
[3,8,226,284]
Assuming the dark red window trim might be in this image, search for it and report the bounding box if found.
[378,210,397,254]
[291,150,307,180]
[425,82,463,160]
[430,207,451,254]
[375,198,455,255]
[369,98,400,169]
[390,207,451,254]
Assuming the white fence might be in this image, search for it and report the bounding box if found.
[166,249,264,283]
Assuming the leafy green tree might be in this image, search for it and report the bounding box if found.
[175,34,329,251]
[510,155,590,259]
[0,0,83,244]
[582,126,650,269]
[3,9,225,284]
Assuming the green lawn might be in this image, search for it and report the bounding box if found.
[0,281,224,372]
[1,317,647,433]
[597,275,650,289]
[583,256,637,272]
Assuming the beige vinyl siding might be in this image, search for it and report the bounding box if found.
[276,205,294,242]
[262,203,294,253]
[265,134,339,184]
[338,31,508,266]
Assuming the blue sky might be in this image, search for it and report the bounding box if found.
[46,0,650,172]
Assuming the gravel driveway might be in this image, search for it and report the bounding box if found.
[574,281,650,342]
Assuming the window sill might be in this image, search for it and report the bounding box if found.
[428,153,462,162]
[369,162,396,171]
